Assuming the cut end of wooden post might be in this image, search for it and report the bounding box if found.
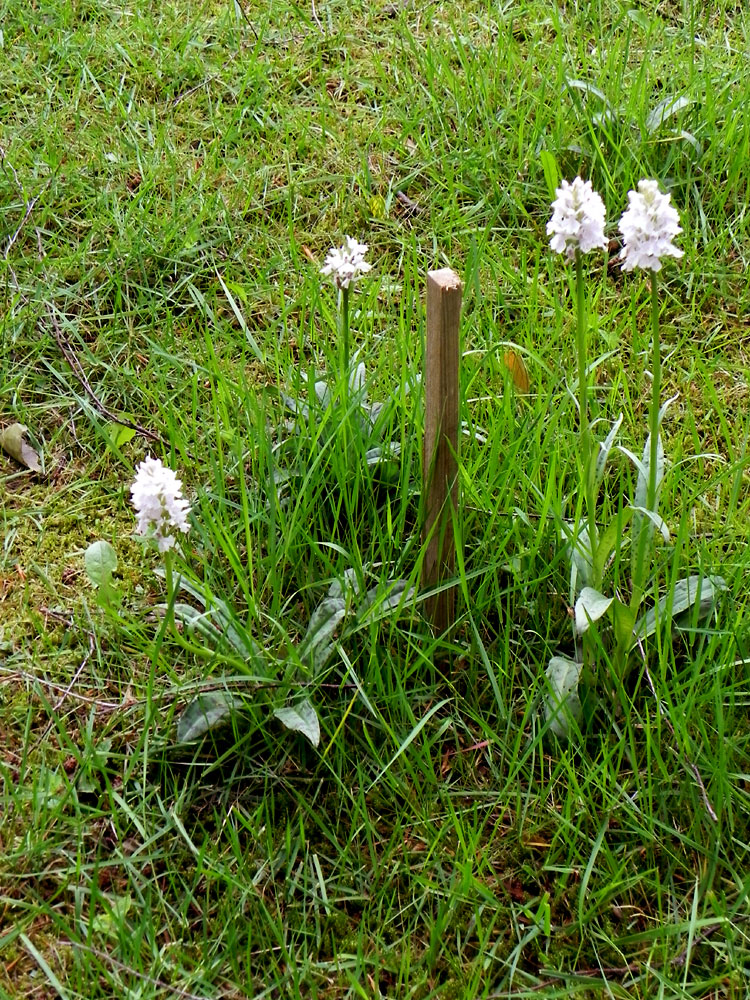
[427,267,462,292]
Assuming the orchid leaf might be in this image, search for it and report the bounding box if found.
[574,587,614,635]
[327,568,360,600]
[595,412,624,485]
[298,596,347,672]
[612,599,638,652]
[645,94,694,133]
[563,524,593,600]
[544,656,582,740]
[158,571,262,662]
[595,508,634,577]
[177,691,242,743]
[539,149,560,200]
[633,575,727,643]
[103,419,136,450]
[564,78,611,106]
[633,432,665,515]
[349,361,366,396]
[360,579,414,619]
[274,699,320,747]
[364,443,401,467]
[630,506,670,542]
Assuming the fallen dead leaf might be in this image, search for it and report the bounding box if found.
[0,423,42,472]
[502,350,531,393]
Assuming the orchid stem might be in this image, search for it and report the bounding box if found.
[575,251,599,590]
[631,275,662,609]
[164,550,175,631]
[341,285,350,384]
[647,276,661,518]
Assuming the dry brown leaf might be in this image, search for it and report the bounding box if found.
[0,423,42,472]
[502,350,530,392]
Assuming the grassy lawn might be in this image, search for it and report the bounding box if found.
[2,0,750,997]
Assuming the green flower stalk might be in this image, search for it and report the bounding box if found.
[575,249,599,583]
[548,177,608,590]
[321,236,372,385]
[618,179,683,605]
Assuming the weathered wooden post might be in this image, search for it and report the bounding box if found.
[422,267,462,633]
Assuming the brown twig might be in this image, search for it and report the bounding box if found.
[59,941,210,1000]
[45,303,189,456]
[1,143,55,295]
[3,174,53,261]
[230,0,260,39]
[671,920,724,968]
[490,960,644,995]
[310,0,325,34]
[0,663,136,714]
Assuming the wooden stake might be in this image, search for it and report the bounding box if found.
[422,267,462,633]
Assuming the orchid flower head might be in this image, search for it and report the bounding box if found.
[618,179,683,273]
[547,176,608,261]
[130,456,191,553]
[320,236,372,290]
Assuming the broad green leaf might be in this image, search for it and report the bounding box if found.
[677,129,702,156]
[274,699,320,747]
[327,569,360,600]
[595,413,624,485]
[563,524,593,599]
[78,737,113,794]
[16,765,67,808]
[312,378,332,404]
[633,575,728,643]
[177,691,241,743]
[621,396,676,520]
[633,433,665,515]
[298,596,347,672]
[349,361,366,396]
[84,540,118,587]
[673,575,727,629]
[170,602,262,663]
[361,579,414,618]
[575,587,614,634]
[544,656,582,740]
[364,444,401,467]
[172,602,217,636]
[92,895,132,937]
[595,508,634,577]
[539,149,560,200]
[629,506,670,542]
[592,108,619,130]
[0,422,41,472]
[104,420,136,449]
[627,8,652,29]
[280,390,311,419]
[621,423,668,580]
[612,599,637,652]
[645,94,694,133]
[564,78,610,105]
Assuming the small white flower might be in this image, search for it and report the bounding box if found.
[618,179,684,272]
[320,236,372,289]
[130,457,191,553]
[547,176,608,261]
